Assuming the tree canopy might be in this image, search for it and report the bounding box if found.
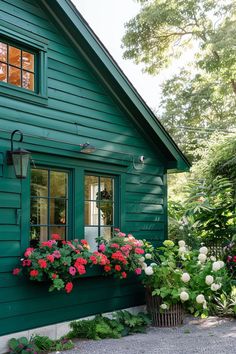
[122,0,236,159]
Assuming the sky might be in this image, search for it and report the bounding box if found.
[71,0,178,111]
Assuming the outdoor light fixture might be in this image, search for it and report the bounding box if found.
[7,130,31,179]
[80,142,96,154]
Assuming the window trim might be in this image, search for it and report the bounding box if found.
[0,20,48,105]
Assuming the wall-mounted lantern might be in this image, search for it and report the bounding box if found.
[7,130,31,179]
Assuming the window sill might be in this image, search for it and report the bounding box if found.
[0,81,48,106]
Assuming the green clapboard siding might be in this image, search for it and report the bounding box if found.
[0,0,167,335]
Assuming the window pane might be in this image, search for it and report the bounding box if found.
[85,226,98,252]
[50,171,68,198]
[31,198,48,225]
[30,226,48,246]
[100,201,113,225]
[85,201,98,225]
[101,227,112,242]
[85,175,98,200]
[0,63,7,82]
[9,66,21,87]
[31,169,48,197]
[49,226,66,240]
[9,46,21,67]
[50,199,67,225]
[100,177,113,201]
[22,71,34,91]
[0,42,7,62]
[22,51,34,72]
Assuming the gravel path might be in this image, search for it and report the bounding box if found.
[59,316,236,354]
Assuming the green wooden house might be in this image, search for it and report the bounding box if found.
[0,0,190,340]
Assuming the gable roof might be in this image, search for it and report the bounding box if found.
[41,0,191,171]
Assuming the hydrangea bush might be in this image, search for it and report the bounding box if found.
[141,240,231,317]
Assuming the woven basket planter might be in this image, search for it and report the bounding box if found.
[146,289,184,327]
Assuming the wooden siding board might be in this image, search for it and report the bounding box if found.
[0,225,20,240]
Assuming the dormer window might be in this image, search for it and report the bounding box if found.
[0,41,35,91]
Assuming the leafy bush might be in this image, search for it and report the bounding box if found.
[32,335,74,352]
[67,311,150,340]
[212,287,236,317]
[8,337,37,354]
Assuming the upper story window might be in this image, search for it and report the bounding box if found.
[0,41,35,91]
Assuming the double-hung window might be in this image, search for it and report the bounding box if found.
[30,168,69,246]
[84,174,118,251]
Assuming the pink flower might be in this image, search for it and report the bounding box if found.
[115,265,121,271]
[98,244,106,252]
[53,250,61,259]
[13,268,21,275]
[135,248,144,254]
[69,266,76,276]
[135,268,142,275]
[41,240,56,248]
[75,264,86,275]
[104,265,111,272]
[65,282,73,293]
[118,232,126,237]
[110,243,119,249]
[24,248,34,258]
[121,272,127,278]
[51,273,58,279]
[114,228,120,232]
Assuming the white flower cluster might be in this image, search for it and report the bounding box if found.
[180,291,189,301]
[196,294,207,309]
[181,272,190,283]
[198,246,208,263]
[160,303,168,310]
[212,261,224,272]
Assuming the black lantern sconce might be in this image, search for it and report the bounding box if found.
[7,130,31,179]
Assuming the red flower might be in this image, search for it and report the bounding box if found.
[75,257,87,265]
[110,243,120,249]
[22,259,31,267]
[104,265,111,272]
[65,282,73,293]
[233,256,236,263]
[30,269,39,277]
[75,264,86,275]
[121,272,127,278]
[38,259,47,269]
[51,273,58,279]
[13,268,21,275]
[51,233,61,240]
[115,265,121,272]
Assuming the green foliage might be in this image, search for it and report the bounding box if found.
[8,335,74,354]
[32,335,74,352]
[8,337,38,354]
[67,312,150,340]
[122,0,236,158]
[212,287,236,317]
[113,311,151,335]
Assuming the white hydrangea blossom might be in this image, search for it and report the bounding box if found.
[199,246,208,255]
[211,283,221,291]
[198,253,207,263]
[150,263,157,267]
[178,240,186,248]
[139,257,145,263]
[218,261,224,269]
[212,261,221,272]
[181,273,191,283]
[180,291,189,301]
[144,266,154,276]
[205,275,214,285]
[203,300,207,309]
[179,246,187,254]
[196,294,205,304]
[145,253,152,260]
[160,304,168,310]
[210,256,216,262]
